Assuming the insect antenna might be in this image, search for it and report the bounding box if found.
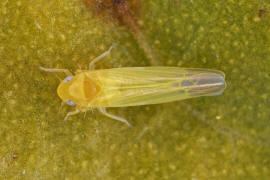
[84,111,87,119]
[55,74,62,82]
[57,101,65,116]
[90,107,94,114]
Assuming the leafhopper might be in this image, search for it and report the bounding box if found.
[39,46,226,127]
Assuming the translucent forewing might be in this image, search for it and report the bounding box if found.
[88,67,226,107]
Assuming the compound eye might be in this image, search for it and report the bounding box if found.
[66,99,75,106]
[64,76,73,82]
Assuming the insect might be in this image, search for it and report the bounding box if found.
[39,45,226,127]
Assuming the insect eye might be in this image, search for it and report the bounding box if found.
[66,99,75,106]
[64,76,73,82]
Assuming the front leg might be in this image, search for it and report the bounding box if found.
[38,65,72,76]
[64,109,80,123]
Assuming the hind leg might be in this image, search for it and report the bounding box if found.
[98,107,132,128]
[89,44,115,70]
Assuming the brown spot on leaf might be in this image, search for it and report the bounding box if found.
[83,0,160,65]
[12,153,18,159]
[258,9,267,18]
[83,0,141,34]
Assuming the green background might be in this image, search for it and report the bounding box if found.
[1,0,270,179]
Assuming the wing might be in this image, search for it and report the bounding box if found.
[90,67,225,107]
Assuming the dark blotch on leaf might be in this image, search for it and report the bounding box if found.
[258,9,267,18]
[83,0,141,33]
[83,0,160,65]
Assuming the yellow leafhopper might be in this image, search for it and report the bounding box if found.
[39,46,226,127]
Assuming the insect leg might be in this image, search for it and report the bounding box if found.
[64,109,80,123]
[89,44,115,70]
[38,65,72,76]
[98,107,132,128]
